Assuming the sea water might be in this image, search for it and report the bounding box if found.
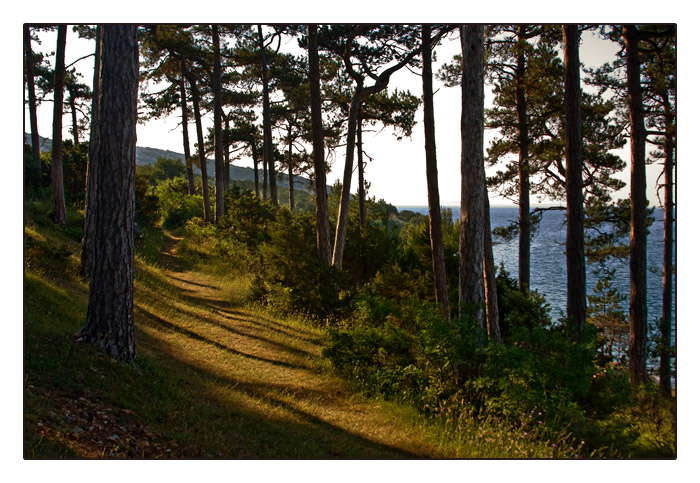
[396,205,676,334]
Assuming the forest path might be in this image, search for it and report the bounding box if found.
[133,231,442,458]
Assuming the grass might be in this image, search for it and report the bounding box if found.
[23,200,586,459]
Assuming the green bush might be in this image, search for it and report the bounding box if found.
[135,173,159,226]
[154,177,205,229]
[252,208,347,320]
[219,187,276,250]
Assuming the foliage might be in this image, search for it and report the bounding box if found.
[137,156,187,185]
[252,207,347,320]
[153,176,206,229]
[134,173,160,226]
[218,186,276,249]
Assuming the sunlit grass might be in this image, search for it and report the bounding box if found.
[23,200,593,459]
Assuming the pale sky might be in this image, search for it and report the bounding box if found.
[26,23,665,208]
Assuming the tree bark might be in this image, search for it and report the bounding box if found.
[483,188,501,342]
[68,89,80,145]
[187,76,212,223]
[357,116,366,228]
[308,24,332,267]
[79,24,139,363]
[80,25,102,277]
[251,136,260,197]
[458,24,486,328]
[332,28,421,269]
[258,24,278,207]
[179,57,195,195]
[51,25,67,227]
[332,89,362,269]
[287,124,295,211]
[563,24,587,336]
[212,24,225,220]
[623,25,649,386]
[660,90,675,395]
[516,25,530,294]
[24,25,42,187]
[422,24,451,321]
[224,116,231,191]
[262,146,268,201]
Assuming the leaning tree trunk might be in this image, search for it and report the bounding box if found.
[458,24,486,329]
[79,24,139,363]
[308,24,332,267]
[357,116,366,228]
[563,24,587,336]
[516,25,530,295]
[188,77,212,223]
[212,24,225,220]
[80,25,102,277]
[24,24,42,187]
[68,89,80,145]
[258,24,277,207]
[660,92,675,395]
[179,58,195,195]
[624,25,649,386]
[51,25,67,227]
[332,89,362,269]
[422,24,451,321]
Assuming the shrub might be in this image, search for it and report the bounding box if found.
[253,208,347,320]
[135,173,159,226]
[218,187,276,250]
[154,177,205,229]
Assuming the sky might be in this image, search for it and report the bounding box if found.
[26,22,665,208]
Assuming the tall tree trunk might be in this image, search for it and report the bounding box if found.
[262,148,268,201]
[51,25,67,227]
[212,24,225,220]
[258,24,277,207]
[563,24,587,336]
[332,28,420,269]
[458,24,486,328]
[308,25,332,267]
[422,24,451,321]
[483,188,501,342]
[624,25,649,386]
[251,137,260,197]
[68,90,80,145]
[516,25,530,294]
[357,116,366,228]
[660,93,675,395]
[224,116,231,191]
[80,25,102,277]
[332,90,362,269]
[188,77,212,223]
[79,24,139,363]
[179,58,195,195]
[24,25,42,187]
[287,124,295,211]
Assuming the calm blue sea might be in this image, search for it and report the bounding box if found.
[396,205,676,330]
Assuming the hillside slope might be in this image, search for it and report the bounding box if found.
[23,203,443,458]
[23,132,315,193]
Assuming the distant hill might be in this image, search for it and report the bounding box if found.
[24,133,315,193]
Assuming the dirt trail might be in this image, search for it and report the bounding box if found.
[144,232,441,458]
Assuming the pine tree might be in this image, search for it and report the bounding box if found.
[51,25,67,227]
[79,24,139,362]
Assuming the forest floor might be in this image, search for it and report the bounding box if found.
[24,223,447,459]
